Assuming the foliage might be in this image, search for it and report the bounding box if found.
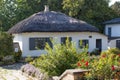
[0,0,63,31]
[107,48,120,55]
[111,1,120,15]
[21,64,49,80]
[0,0,120,32]
[84,49,120,79]
[0,32,14,58]
[32,39,88,76]
[25,56,34,62]
[63,0,119,32]
[14,50,22,62]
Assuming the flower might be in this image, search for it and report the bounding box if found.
[77,62,81,67]
[81,59,84,62]
[85,61,89,67]
[101,54,106,58]
[111,65,115,71]
[118,54,120,57]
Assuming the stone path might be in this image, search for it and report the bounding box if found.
[0,63,37,80]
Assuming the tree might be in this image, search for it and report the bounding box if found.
[63,0,118,32]
[0,0,119,32]
[111,1,120,15]
[0,0,17,31]
[0,0,63,31]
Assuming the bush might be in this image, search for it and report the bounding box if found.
[107,48,120,55]
[14,50,22,62]
[85,50,120,80]
[25,56,34,62]
[32,39,88,76]
[0,32,14,58]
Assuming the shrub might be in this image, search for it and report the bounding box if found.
[85,50,119,80]
[14,50,22,62]
[25,56,34,62]
[32,39,88,76]
[0,32,14,58]
[107,48,120,55]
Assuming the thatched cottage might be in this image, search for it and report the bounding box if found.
[8,6,108,57]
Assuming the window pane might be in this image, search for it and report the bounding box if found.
[108,27,111,37]
[61,37,72,44]
[79,40,89,48]
[29,37,52,50]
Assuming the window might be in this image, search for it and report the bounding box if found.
[29,37,52,50]
[61,37,72,44]
[108,27,111,37]
[79,40,89,48]
[116,40,120,49]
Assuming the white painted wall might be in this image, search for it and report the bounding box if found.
[13,32,108,57]
[105,24,120,37]
[13,34,23,51]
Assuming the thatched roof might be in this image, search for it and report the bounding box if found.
[103,18,120,24]
[8,6,99,34]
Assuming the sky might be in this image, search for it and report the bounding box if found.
[109,0,120,6]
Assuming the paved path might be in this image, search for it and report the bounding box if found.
[0,63,37,80]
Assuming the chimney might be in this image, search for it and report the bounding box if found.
[44,5,49,12]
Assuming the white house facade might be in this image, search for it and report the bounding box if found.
[8,6,108,57]
[104,18,120,49]
[13,32,107,57]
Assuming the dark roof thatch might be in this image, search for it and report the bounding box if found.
[8,8,99,34]
[103,18,120,24]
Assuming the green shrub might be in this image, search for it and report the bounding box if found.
[14,50,22,62]
[85,50,119,80]
[0,32,14,58]
[25,56,34,62]
[107,48,120,55]
[32,39,88,76]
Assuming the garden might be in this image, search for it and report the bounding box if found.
[0,33,120,80]
[29,39,120,80]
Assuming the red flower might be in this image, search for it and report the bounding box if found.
[77,62,81,67]
[111,65,115,71]
[118,54,120,57]
[101,54,106,58]
[81,59,84,62]
[85,61,89,67]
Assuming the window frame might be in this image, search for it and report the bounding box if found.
[78,39,89,49]
[61,37,72,45]
[29,37,52,50]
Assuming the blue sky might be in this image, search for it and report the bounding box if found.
[109,0,120,6]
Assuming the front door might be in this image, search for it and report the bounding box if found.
[96,39,102,52]
[116,40,120,49]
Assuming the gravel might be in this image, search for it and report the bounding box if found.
[0,63,37,80]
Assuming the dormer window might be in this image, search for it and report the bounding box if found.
[108,27,111,37]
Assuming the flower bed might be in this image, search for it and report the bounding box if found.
[76,48,120,80]
[31,39,120,79]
